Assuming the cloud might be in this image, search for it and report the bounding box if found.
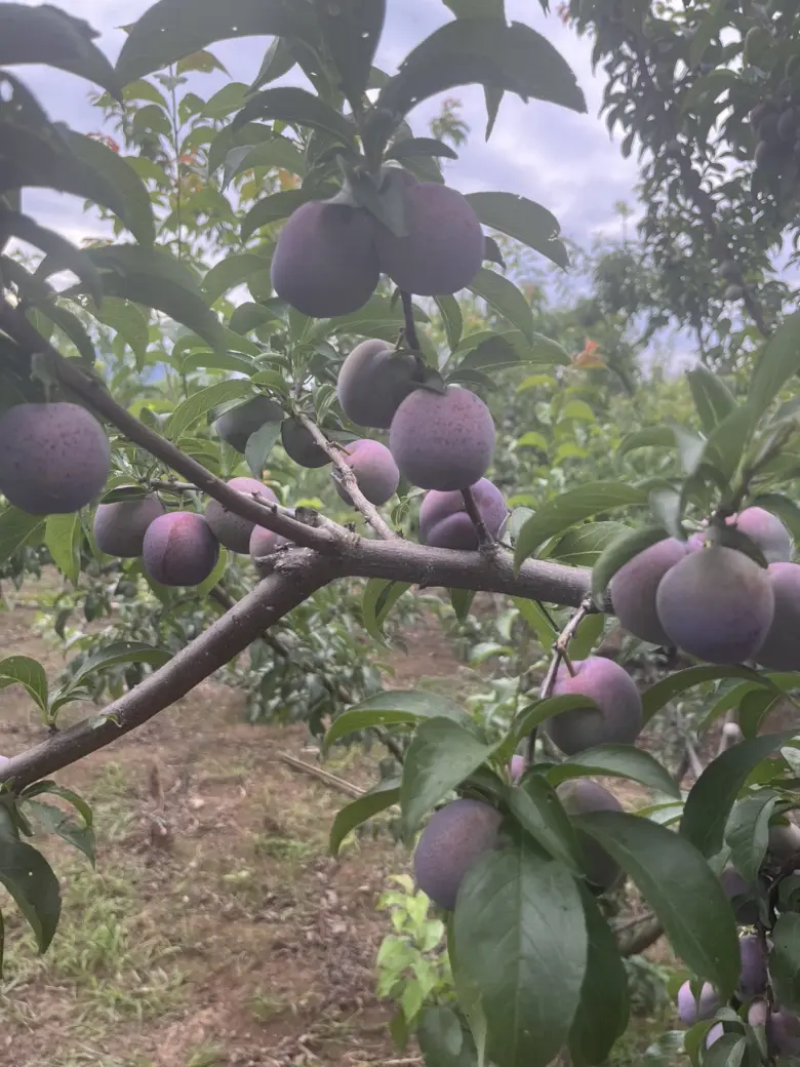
[8,0,643,296]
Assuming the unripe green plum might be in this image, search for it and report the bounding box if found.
[142,512,219,587]
[545,658,643,756]
[655,547,775,664]
[334,440,399,507]
[609,537,687,645]
[413,798,502,911]
[737,934,767,1000]
[213,396,283,454]
[729,507,793,564]
[93,494,165,558]
[677,981,720,1025]
[271,201,379,318]
[281,418,331,469]
[337,339,422,429]
[419,478,507,550]
[757,563,800,670]
[249,524,288,563]
[556,779,624,891]
[204,477,278,554]
[720,866,760,925]
[389,386,495,491]
[0,402,110,514]
[372,179,484,296]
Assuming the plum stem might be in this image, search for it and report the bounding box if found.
[297,414,399,541]
[461,486,494,550]
[399,289,423,358]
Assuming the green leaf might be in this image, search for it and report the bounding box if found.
[44,513,82,585]
[449,588,476,622]
[166,380,254,442]
[617,427,676,461]
[769,913,800,1014]
[545,523,627,568]
[0,4,121,97]
[0,656,48,712]
[387,136,458,163]
[567,613,605,661]
[0,507,45,566]
[435,295,464,351]
[4,212,102,307]
[401,718,496,833]
[417,1005,478,1067]
[514,482,646,568]
[546,745,681,799]
[233,86,355,144]
[241,189,315,241]
[251,37,296,90]
[592,525,668,606]
[325,691,473,750]
[222,138,307,188]
[641,665,772,725]
[0,809,61,953]
[116,0,318,83]
[329,778,400,857]
[704,405,754,482]
[725,792,779,887]
[203,253,273,304]
[362,579,411,642]
[576,811,740,996]
[686,366,736,435]
[68,642,171,689]
[517,430,548,452]
[749,309,800,424]
[681,732,795,857]
[511,694,600,750]
[23,799,95,866]
[466,192,569,270]
[512,597,557,649]
[504,775,583,872]
[313,0,385,112]
[467,268,533,340]
[195,548,229,597]
[60,130,155,246]
[689,0,730,67]
[245,421,282,479]
[378,20,586,137]
[454,837,587,1067]
[89,297,149,367]
[568,885,629,1065]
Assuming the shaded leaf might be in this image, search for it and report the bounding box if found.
[593,525,668,606]
[617,427,676,461]
[504,774,583,872]
[546,744,681,798]
[313,0,385,111]
[203,253,273,303]
[0,808,61,953]
[166,381,254,441]
[435,295,463,350]
[329,778,400,857]
[325,691,473,750]
[467,268,533,339]
[466,192,569,270]
[233,86,355,144]
[642,665,775,724]
[749,309,800,424]
[68,642,171,689]
[241,189,315,241]
[245,421,282,479]
[362,579,411,642]
[686,366,736,435]
[725,792,778,886]
[23,799,95,866]
[770,913,800,1014]
[4,211,101,306]
[0,507,45,566]
[0,656,48,712]
[45,513,82,585]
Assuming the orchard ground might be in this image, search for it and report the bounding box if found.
[1,572,750,1067]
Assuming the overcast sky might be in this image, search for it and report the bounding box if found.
[16,0,641,258]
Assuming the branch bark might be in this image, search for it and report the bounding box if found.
[297,413,398,541]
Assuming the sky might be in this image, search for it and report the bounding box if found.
[14,0,642,256]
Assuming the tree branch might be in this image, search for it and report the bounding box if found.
[297,414,398,541]
[0,300,338,553]
[0,551,336,791]
[400,289,422,353]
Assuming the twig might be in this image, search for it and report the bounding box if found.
[525,595,595,765]
[400,290,421,353]
[0,299,336,553]
[612,910,656,935]
[277,752,365,799]
[461,485,495,550]
[297,414,398,541]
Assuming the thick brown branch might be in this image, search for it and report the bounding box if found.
[297,414,398,541]
[0,552,335,791]
[0,300,338,552]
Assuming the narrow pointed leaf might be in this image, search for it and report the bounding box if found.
[329,778,400,856]
[642,665,772,724]
[233,86,355,144]
[468,268,533,339]
[325,691,473,750]
[547,744,681,799]
[466,192,569,270]
[0,656,48,712]
[0,507,45,566]
[166,381,255,441]
[0,811,61,952]
[45,513,82,585]
[313,0,385,111]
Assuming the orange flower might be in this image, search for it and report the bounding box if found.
[571,338,606,368]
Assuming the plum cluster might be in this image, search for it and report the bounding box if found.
[271,170,485,319]
[610,508,798,667]
[414,654,643,909]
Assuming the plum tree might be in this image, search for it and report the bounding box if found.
[729,507,793,564]
[413,798,502,911]
[389,386,495,491]
[93,494,165,558]
[609,537,687,644]
[418,478,507,550]
[333,440,400,507]
[281,418,331,468]
[271,201,379,318]
[676,981,720,1025]
[205,477,278,554]
[556,779,624,891]
[371,177,484,296]
[337,339,422,429]
[738,934,768,999]
[249,524,288,563]
[756,563,800,670]
[0,402,110,515]
[720,866,761,925]
[213,396,284,454]
[545,658,643,755]
[655,546,775,664]
[142,512,220,587]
